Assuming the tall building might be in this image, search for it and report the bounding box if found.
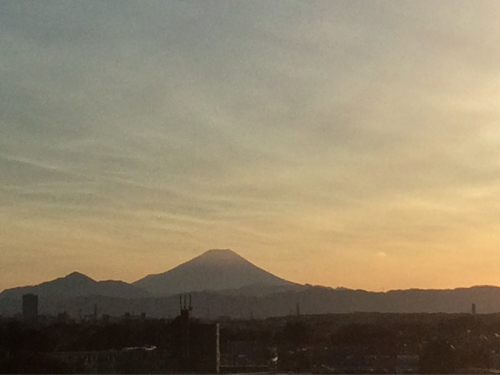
[22,293,38,323]
[173,295,220,373]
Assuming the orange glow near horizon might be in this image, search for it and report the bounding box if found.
[2,1,500,292]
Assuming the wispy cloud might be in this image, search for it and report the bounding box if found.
[2,1,500,290]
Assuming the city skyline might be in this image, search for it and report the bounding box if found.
[2,1,500,292]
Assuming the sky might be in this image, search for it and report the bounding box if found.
[2,0,500,292]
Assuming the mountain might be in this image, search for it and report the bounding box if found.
[0,272,148,300]
[133,249,297,296]
[3,250,500,318]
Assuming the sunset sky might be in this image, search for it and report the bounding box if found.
[2,0,500,292]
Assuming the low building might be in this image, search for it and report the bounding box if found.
[395,354,419,374]
[52,348,172,374]
[52,350,118,374]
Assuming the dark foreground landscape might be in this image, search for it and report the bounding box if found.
[3,309,500,374]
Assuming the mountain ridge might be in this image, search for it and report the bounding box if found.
[2,284,500,318]
[2,249,500,318]
[0,272,148,300]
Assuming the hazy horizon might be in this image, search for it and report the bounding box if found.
[2,1,500,292]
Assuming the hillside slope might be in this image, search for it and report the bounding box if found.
[133,249,295,295]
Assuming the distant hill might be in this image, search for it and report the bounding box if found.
[2,284,500,318]
[0,272,148,300]
[218,282,306,297]
[133,249,297,296]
